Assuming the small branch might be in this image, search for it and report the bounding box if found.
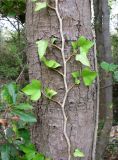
[53,69,64,77]
[52,44,61,51]
[42,92,61,106]
[16,66,25,83]
[66,53,75,63]
[48,4,55,10]
[68,84,75,92]
[6,17,18,31]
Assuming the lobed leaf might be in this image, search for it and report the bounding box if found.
[82,68,97,86]
[36,40,48,60]
[45,88,57,99]
[73,149,85,158]
[22,80,42,101]
[35,2,47,12]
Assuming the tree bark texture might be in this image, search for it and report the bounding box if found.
[93,0,113,159]
[26,0,97,160]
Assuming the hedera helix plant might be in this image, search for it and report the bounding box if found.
[23,0,97,159]
[100,61,118,82]
[0,83,50,160]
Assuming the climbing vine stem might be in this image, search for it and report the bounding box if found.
[55,0,71,160]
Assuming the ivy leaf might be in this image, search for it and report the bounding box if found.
[15,103,33,110]
[101,61,118,72]
[82,68,97,86]
[72,36,94,54]
[42,57,61,69]
[22,80,42,101]
[36,40,48,60]
[12,110,37,123]
[100,61,109,72]
[45,88,57,99]
[71,71,81,85]
[77,36,94,55]
[75,54,90,67]
[71,71,80,79]
[35,2,47,12]
[71,41,78,50]
[73,149,85,158]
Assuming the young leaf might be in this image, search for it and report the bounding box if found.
[75,54,90,67]
[42,58,61,69]
[77,36,94,55]
[12,110,37,123]
[71,71,81,85]
[35,2,47,12]
[22,80,42,101]
[71,41,78,50]
[15,103,33,110]
[45,88,57,99]
[71,71,80,79]
[36,40,48,60]
[73,149,85,158]
[82,68,97,86]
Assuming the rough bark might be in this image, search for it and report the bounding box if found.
[26,0,97,160]
[93,0,113,159]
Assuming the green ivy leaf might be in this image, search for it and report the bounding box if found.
[77,36,94,54]
[71,71,81,85]
[12,110,37,123]
[42,57,61,69]
[15,103,33,110]
[72,36,94,55]
[75,54,90,67]
[71,71,80,79]
[101,61,118,72]
[35,2,47,12]
[100,61,109,72]
[22,80,42,101]
[71,41,78,50]
[36,40,48,60]
[45,88,57,99]
[73,149,85,158]
[82,68,97,86]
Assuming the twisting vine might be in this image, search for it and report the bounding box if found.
[55,0,71,160]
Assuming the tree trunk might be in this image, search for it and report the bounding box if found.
[93,0,113,159]
[26,0,97,159]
